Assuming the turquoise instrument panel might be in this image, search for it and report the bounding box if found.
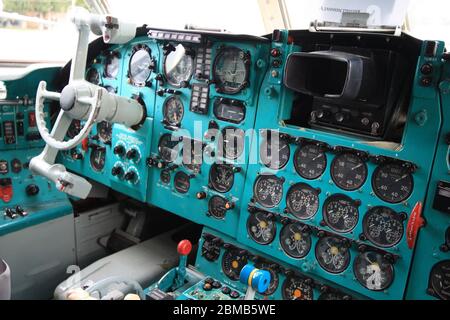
[6,27,446,300]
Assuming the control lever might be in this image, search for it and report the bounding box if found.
[239,264,271,300]
[174,240,192,289]
[29,7,142,199]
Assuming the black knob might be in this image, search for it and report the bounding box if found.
[124,171,136,181]
[15,205,27,217]
[126,149,138,160]
[26,184,39,196]
[420,63,433,75]
[111,166,123,177]
[114,145,125,156]
[4,208,17,219]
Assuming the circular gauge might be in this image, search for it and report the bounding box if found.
[86,68,100,85]
[213,47,250,94]
[90,148,106,172]
[164,44,194,87]
[253,175,284,208]
[221,127,245,160]
[11,159,22,174]
[201,239,221,262]
[331,152,368,191]
[208,196,228,220]
[294,144,327,180]
[183,140,202,174]
[174,171,190,194]
[163,96,184,127]
[259,131,290,170]
[363,206,404,248]
[246,212,276,245]
[354,251,394,291]
[279,222,312,259]
[315,236,351,274]
[222,249,248,281]
[372,163,414,204]
[323,194,359,233]
[67,120,81,139]
[158,134,181,163]
[318,292,351,300]
[97,121,112,144]
[282,276,313,300]
[129,46,152,86]
[428,260,450,300]
[255,262,279,296]
[160,170,171,184]
[286,183,319,220]
[209,163,234,193]
[104,54,120,79]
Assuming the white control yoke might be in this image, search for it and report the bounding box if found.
[30,7,143,199]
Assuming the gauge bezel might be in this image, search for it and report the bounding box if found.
[315,236,351,274]
[208,196,228,220]
[128,44,152,87]
[253,174,284,208]
[259,131,291,170]
[103,51,121,79]
[160,169,171,185]
[213,98,246,124]
[221,249,248,281]
[174,171,190,194]
[294,143,327,180]
[221,126,245,160]
[163,45,194,87]
[163,95,184,127]
[89,148,106,172]
[353,251,394,291]
[246,211,277,245]
[209,163,234,193]
[285,183,320,220]
[158,133,181,163]
[279,222,312,259]
[372,162,414,204]
[97,121,112,144]
[427,260,450,300]
[201,239,221,262]
[322,194,359,233]
[330,152,368,191]
[362,206,404,248]
[213,46,250,95]
[281,275,314,300]
[255,262,279,296]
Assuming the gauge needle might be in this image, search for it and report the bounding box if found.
[312,154,323,161]
[394,174,408,182]
[351,163,363,171]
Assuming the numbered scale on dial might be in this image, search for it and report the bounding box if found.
[208,196,228,220]
[90,148,106,172]
[282,276,313,300]
[322,194,359,233]
[97,121,112,144]
[129,44,152,86]
[209,163,234,193]
[279,222,312,259]
[253,175,284,208]
[331,152,368,191]
[362,207,404,248]
[213,47,250,94]
[259,130,290,170]
[315,236,351,274]
[294,143,327,180]
[372,163,414,204]
[158,134,181,163]
[164,44,194,87]
[104,52,120,79]
[163,96,184,127]
[246,211,276,245]
[201,238,221,262]
[286,183,320,220]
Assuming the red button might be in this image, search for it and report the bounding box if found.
[0,185,13,203]
[81,138,89,152]
[177,240,192,256]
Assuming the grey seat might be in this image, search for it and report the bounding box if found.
[0,259,11,300]
[54,228,181,300]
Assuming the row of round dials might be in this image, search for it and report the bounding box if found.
[252,177,406,248]
[260,136,414,204]
[203,238,392,296]
[88,44,250,94]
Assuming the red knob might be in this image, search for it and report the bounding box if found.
[81,138,89,152]
[177,240,192,256]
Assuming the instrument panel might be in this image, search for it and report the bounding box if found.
[49,27,449,300]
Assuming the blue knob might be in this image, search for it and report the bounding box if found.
[239,264,271,294]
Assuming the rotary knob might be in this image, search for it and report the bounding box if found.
[26,184,39,196]
[114,145,125,156]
